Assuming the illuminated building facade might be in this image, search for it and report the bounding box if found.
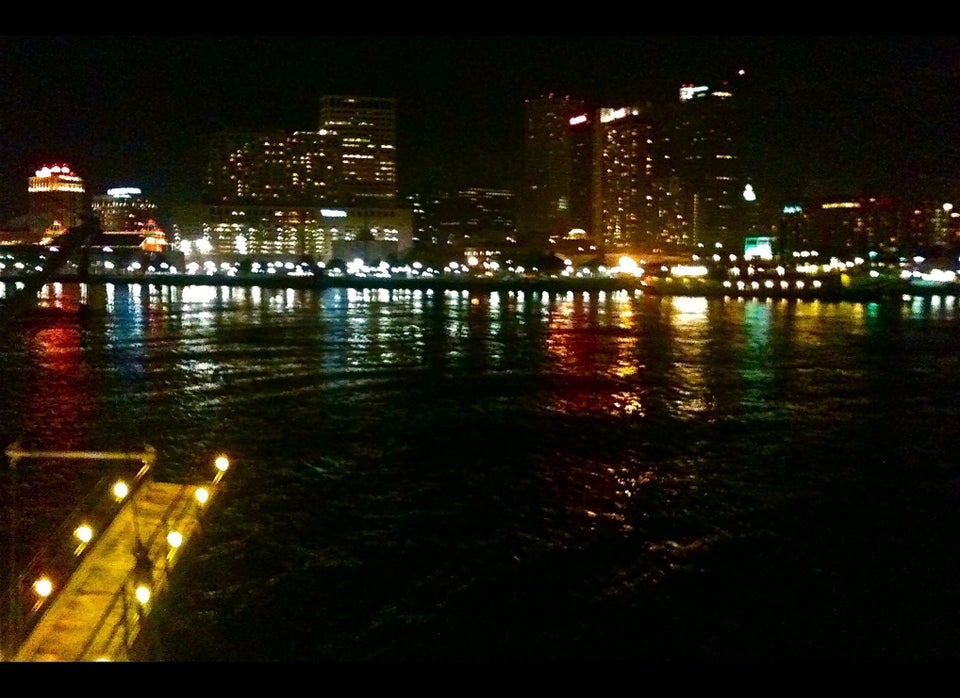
[91,187,159,233]
[519,94,590,249]
[318,95,397,208]
[592,103,658,251]
[198,108,409,261]
[205,130,340,206]
[27,164,86,240]
[90,187,167,254]
[665,76,749,250]
[904,200,960,254]
[568,111,595,236]
[777,195,906,258]
[194,205,411,262]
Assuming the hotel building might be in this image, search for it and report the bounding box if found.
[27,164,87,242]
[190,97,411,262]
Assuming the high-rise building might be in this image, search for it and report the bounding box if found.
[27,164,87,241]
[592,103,658,252]
[519,94,590,250]
[204,129,339,206]
[421,187,516,251]
[664,75,750,250]
[567,110,595,236]
[318,95,397,208]
[788,195,904,258]
[91,187,159,232]
[90,187,167,253]
[193,99,410,263]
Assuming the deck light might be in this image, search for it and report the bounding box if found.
[33,576,53,598]
[75,524,93,544]
[74,524,94,555]
[213,455,229,484]
[134,584,151,604]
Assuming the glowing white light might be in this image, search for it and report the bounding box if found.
[75,525,93,544]
[107,187,141,198]
[671,265,708,277]
[135,585,151,604]
[34,577,53,598]
[599,107,628,123]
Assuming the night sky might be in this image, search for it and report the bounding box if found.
[0,35,958,221]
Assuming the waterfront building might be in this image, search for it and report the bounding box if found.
[204,129,340,206]
[27,164,87,241]
[904,200,960,255]
[662,74,750,251]
[592,102,658,252]
[318,95,397,209]
[182,204,411,263]
[775,194,914,261]
[91,187,160,235]
[194,96,411,263]
[419,187,517,258]
[403,193,428,248]
[519,94,590,251]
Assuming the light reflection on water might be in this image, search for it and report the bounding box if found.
[2,281,960,661]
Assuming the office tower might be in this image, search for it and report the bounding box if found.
[567,110,594,235]
[798,195,903,258]
[27,164,86,241]
[592,103,658,251]
[519,94,590,250]
[197,117,410,261]
[423,187,516,251]
[665,75,749,251]
[318,95,397,208]
[90,187,166,253]
[204,130,337,205]
[91,187,158,232]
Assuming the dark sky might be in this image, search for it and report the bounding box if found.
[1,35,958,219]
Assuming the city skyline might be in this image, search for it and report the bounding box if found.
[1,35,958,220]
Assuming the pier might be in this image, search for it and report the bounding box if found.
[1,445,230,662]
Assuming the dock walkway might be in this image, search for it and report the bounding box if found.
[2,444,231,664]
[13,480,207,662]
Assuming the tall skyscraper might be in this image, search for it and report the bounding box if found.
[665,75,749,250]
[318,95,397,208]
[567,110,595,236]
[592,103,658,252]
[27,164,86,241]
[519,94,589,250]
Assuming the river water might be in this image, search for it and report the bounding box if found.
[1,280,960,662]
